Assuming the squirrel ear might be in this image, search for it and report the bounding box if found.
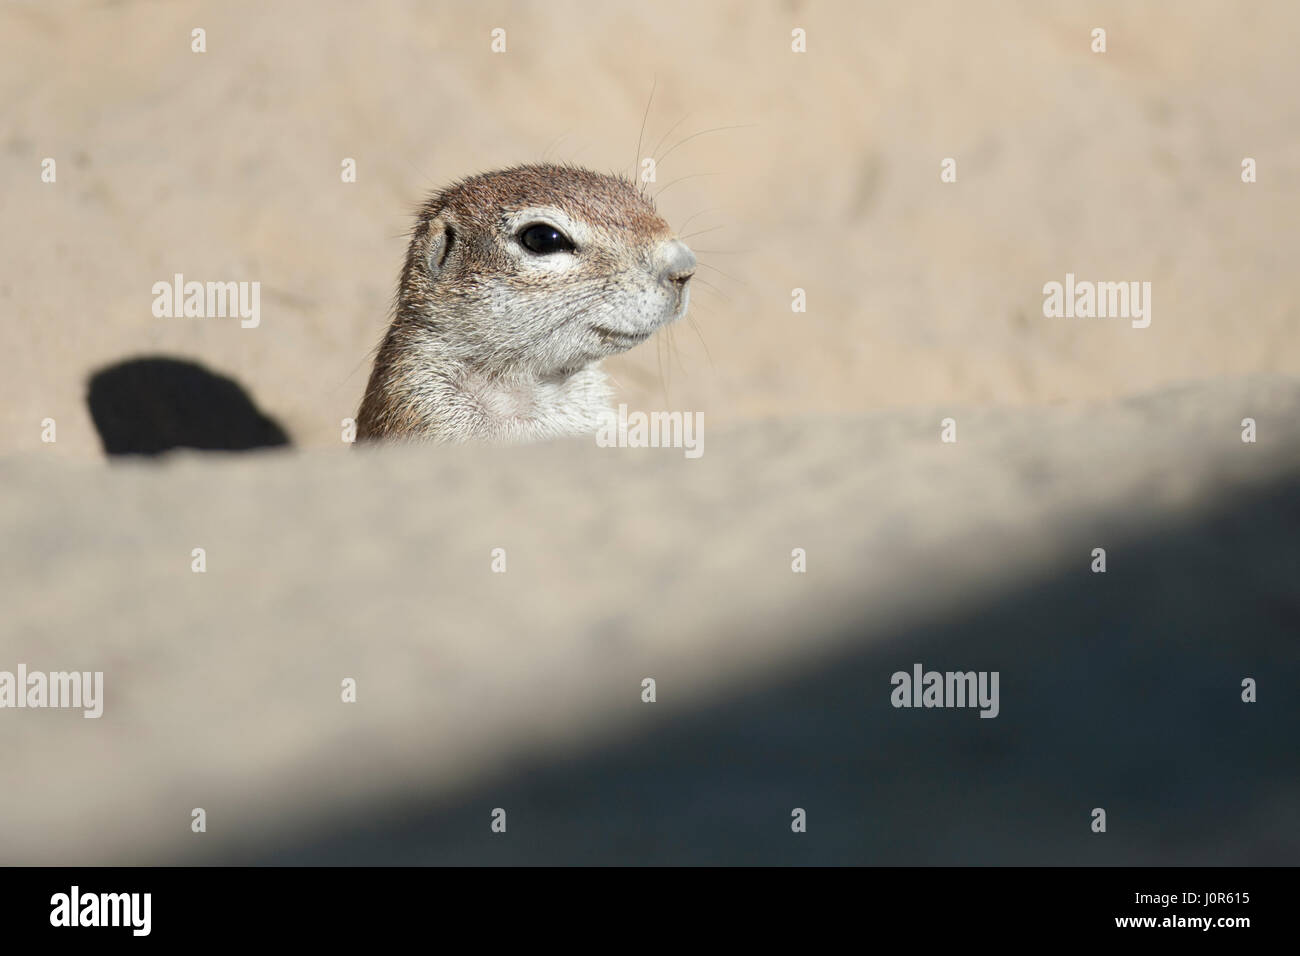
[425,216,456,278]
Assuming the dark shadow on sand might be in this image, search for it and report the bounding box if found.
[211,475,1298,866]
[87,356,290,456]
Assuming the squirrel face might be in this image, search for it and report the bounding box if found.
[399,164,696,376]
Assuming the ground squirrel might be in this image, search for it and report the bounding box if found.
[356,163,696,444]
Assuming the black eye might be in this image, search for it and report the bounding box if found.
[518,223,575,255]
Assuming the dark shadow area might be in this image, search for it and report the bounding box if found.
[87,356,290,456]
[216,475,1299,866]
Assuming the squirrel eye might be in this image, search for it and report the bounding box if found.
[518,223,576,255]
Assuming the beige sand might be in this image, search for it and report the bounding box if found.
[3,378,1299,863]
[4,0,1299,455]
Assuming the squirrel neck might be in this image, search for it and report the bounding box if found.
[361,325,613,444]
[443,359,614,443]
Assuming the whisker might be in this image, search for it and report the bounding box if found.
[686,313,715,369]
[691,276,732,302]
[651,112,693,162]
[679,224,726,241]
[675,205,725,234]
[654,172,717,200]
[633,77,657,184]
[543,132,572,163]
[697,261,744,284]
[656,319,669,400]
[657,124,756,166]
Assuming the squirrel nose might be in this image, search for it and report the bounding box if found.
[658,239,696,285]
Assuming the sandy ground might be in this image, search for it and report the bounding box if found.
[1,1,1298,863]
[2,378,1298,864]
